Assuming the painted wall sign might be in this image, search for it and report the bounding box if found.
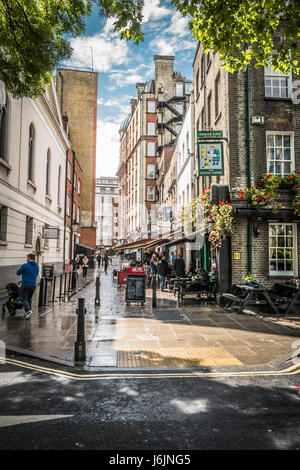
[198,141,224,176]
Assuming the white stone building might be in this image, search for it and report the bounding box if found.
[0,81,70,289]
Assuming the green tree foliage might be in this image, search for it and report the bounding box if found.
[0,0,92,98]
[173,0,300,73]
[1,0,299,98]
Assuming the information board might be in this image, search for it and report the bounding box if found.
[42,227,58,239]
[125,274,146,304]
[42,264,54,279]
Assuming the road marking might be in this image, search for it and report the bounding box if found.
[1,356,300,381]
[0,415,73,428]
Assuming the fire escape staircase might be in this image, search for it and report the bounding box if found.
[157,100,183,138]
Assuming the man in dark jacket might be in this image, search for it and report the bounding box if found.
[16,253,39,320]
[157,255,169,291]
[174,254,185,277]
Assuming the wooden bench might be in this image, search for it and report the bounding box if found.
[178,282,216,304]
[222,293,244,310]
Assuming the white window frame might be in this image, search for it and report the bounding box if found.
[266,131,294,176]
[147,122,155,136]
[176,82,184,97]
[147,164,155,179]
[269,223,298,276]
[264,65,292,99]
[67,160,72,181]
[147,141,155,156]
[147,100,155,113]
[66,195,71,217]
[78,178,81,195]
[147,186,155,201]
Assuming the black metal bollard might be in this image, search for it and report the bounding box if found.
[51,276,57,303]
[95,276,100,307]
[58,274,63,301]
[63,273,67,301]
[152,274,157,308]
[68,271,71,293]
[74,297,86,363]
[71,263,77,291]
[38,277,45,307]
[43,278,48,306]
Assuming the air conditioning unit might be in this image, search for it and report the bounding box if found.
[252,116,264,125]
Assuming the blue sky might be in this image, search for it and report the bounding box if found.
[62,0,197,177]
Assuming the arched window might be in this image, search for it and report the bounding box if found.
[46,148,51,196]
[0,93,8,161]
[28,123,35,182]
[57,165,61,205]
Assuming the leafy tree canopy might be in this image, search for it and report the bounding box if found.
[1,0,299,98]
[173,0,300,74]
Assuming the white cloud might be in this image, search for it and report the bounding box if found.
[66,24,131,73]
[150,36,196,56]
[165,11,190,38]
[142,0,173,23]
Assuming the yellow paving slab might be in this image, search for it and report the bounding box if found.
[118,346,243,368]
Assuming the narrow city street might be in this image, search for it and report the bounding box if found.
[0,267,299,369]
[0,354,300,450]
[0,267,300,450]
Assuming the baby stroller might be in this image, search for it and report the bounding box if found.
[4,282,24,316]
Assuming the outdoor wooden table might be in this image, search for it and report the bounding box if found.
[235,284,280,315]
[274,283,300,315]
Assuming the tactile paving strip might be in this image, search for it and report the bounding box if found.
[118,347,243,367]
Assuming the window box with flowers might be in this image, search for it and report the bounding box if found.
[238,171,300,216]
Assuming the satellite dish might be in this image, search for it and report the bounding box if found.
[0,81,6,107]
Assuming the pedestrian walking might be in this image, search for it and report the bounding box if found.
[157,255,168,291]
[104,254,109,274]
[97,254,101,269]
[82,255,89,278]
[74,254,82,279]
[174,254,185,277]
[16,253,39,320]
[150,253,158,287]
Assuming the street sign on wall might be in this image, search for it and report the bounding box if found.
[42,227,59,239]
[198,141,224,176]
[198,130,223,139]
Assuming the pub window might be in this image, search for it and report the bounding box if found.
[269,223,297,276]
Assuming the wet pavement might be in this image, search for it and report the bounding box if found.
[0,268,299,369]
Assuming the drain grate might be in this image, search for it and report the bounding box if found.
[153,309,187,322]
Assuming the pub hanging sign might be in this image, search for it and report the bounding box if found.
[197,130,224,176]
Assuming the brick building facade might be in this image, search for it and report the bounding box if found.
[56,68,98,253]
[116,56,192,258]
[193,42,300,291]
[64,144,83,264]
